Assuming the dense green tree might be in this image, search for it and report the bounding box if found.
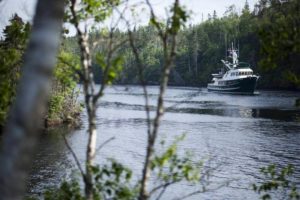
[257,0,300,89]
[0,14,30,129]
[0,15,81,131]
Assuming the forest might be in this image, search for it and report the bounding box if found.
[0,0,299,200]
[62,0,300,89]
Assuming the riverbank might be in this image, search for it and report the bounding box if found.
[0,100,82,135]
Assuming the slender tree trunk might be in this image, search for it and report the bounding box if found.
[78,32,96,200]
[85,108,97,200]
[194,29,198,76]
[139,54,173,200]
[69,2,97,199]
[0,0,64,199]
[139,3,178,193]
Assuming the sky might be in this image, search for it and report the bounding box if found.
[0,0,259,36]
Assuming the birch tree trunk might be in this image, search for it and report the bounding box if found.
[68,2,97,198]
[0,0,64,199]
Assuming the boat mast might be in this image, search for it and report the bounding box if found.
[231,42,238,68]
[221,42,239,70]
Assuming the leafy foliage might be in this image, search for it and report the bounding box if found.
[47,48,81,124]
[44,179,84,200]
[253,164,299,200]
[0,14,81,130]
[0,14,30,128]
[91,160,137,200]
[257,0,300,88]
[43,135,205,200]
[65,0,120,25]
[151,135,202,185]
[43,160,137,200]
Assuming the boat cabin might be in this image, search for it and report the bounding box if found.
[221,68,254,80]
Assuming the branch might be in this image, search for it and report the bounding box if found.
[155,185,168,200]
[93,29,114,103]
[57,56,84,80]
[115,6,152,138]
[145,0,165,40]
[150,180,180,196]
[171,181,231,200]
[93,136,116,158]
[62,134,86,179]
[91,3,128,51]
[127,30,152,137]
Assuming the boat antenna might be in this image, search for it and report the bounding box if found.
[238,40,240,58]
[225,32,227,61]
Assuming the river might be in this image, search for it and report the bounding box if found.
[27,86,300,199]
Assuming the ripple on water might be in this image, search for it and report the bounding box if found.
[27,86,300,199]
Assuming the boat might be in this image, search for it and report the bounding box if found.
[207,44,259,94]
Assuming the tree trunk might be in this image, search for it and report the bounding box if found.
[85,108,97,200]
[0,0,64,199]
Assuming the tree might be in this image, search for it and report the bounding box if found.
[65,0,123,199]
[0,14,30,130]
[0,0,65,199]
[213,10,218,20]
[257,0,300,88]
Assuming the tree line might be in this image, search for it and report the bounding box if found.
[62,0,300,89]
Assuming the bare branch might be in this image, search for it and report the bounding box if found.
[155,185,168,200]
[127,30,152,137]
[114,6,152,138]
[94,136,116,157]
[93,29,114,103]
[144,0,165,40]
[93,36,129,102]
[171,181,231,200]
[62,134,86,179]
[150,180,180,196]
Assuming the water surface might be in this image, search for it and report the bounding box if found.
[27,86,300,199]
